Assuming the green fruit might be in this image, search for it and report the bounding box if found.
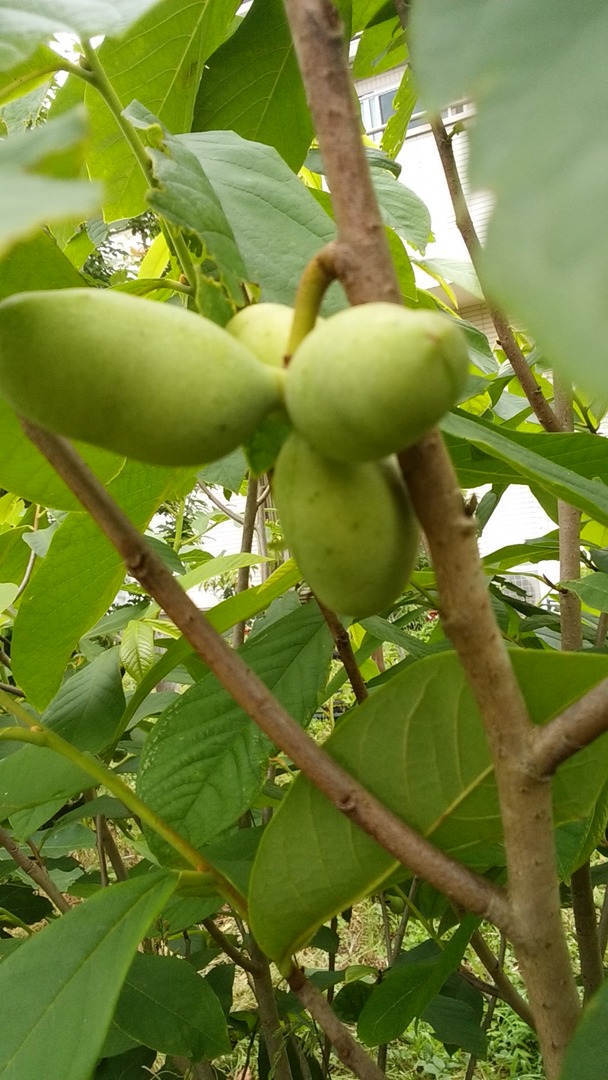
[285,302,469,462]
[386,894,406,915]
[226,303,294,367]
[272,432,419,617]
[0,289,284,466]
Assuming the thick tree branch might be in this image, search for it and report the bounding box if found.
[428,116,562,434]
[281,3,580,1070]
[21,420,509,934]
[531,677,608,774]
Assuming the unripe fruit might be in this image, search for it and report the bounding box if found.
[285,302,469,462]
[0,289,284,466]
[272,432,419,617]
[226,303,294,368]
[386,894,406,915]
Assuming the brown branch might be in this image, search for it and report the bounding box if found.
[317,601,368,704]
[569,863,603,1000]
[288,965,387,1080]
[232,474,259,648]
[0,824,71,914]
[249,941,293,1080]
[427,116,562,434]
[287,5,580,1059]
[284,0,401,307]
[202,917,263,976]
[0,682,25,697]
[469,929,535,1030]
[21,421,509,934]
[531,676,608,774]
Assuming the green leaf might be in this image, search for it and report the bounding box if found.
[372,169,431,253]
[113,952,230,1059]
[564,573,608,613]
[353,18,405,79]
[94,1046,156,1080]
[443,412,608,525]
[0,0,165,70]
[83,0,240,220]
[193,0,313,173]
[0,43,59,106]
[177,131,341,309]
[411,1,608,402]
[147,132,246,287]
[0,648,125,816]
[559,977,608,1079]
[0,229,85,301]
[12,461,183,708]
[137,603,333,864]
[0,869,177,1080]
[0,397,123,510]
[0,882,53,926]
[358,919,477,1045]
[120,619,156,682]
[381,66,418,160]
[119,558,301,733]
[423,994,487,1058]
[249,650,608,966]
[0,108,101,252]
[198,448,248,493]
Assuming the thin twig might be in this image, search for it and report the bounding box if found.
[318,602,368,703]
[0,824,71,914]
[202,917,263,975]
[0,682,24,697]
[232,474,259,648]
[469,929,535,1029]
[426,115,561,434]
[13,505,42,602]
[22,421,508,931]
[197,480,245,525]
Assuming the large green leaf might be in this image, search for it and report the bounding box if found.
[0,648,125,816]
[137,602,333,865]
[193,0,312,172]
[0,870,177,1080]
[0,229,85,300]
[371,169,431,253]
[83,0,240,220]
[11,460,184,708]
[147,132,246,289]
[560,977,608,1079]
[0,0,165,70]
[249,650,608,966]
[411,1,608,400]
[0,108,101,253]
[0,397,122,510]
[357,919,477,1046]
[176,131,342,309]
[443,413,608,524]
[113,952,230,1059]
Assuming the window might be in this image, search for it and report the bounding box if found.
[359,89,471,142]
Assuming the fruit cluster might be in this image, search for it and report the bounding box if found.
[0,289,468,617]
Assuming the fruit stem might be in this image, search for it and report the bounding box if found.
[287,243,338,358]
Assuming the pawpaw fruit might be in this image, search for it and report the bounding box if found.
[285,302,469,461]
[226,303,294,367]
[0,289,284,466]
[272,431,419,617]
